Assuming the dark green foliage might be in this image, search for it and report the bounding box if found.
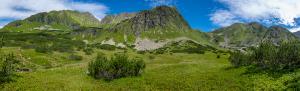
[229,41,300,71]
[96,44,116,51]
[0,36,4,49]
[0,53,19,84]
[68,54,83,61]
[216,54,220,59]
[285,76,300,90]
[35,44,52,53]
[137,51,147,54]
[151,40,213,54]
[148,55,155,60]
[83,47,94,55]
[88,53,145,80]
[0,32,84,53]
[229,51,251,67]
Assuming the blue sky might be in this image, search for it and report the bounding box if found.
[1,0,300,32]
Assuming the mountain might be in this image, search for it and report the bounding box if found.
[263,26,298,43]
[1,10,101,32]
[211,22,298,48]
[113,6,191,35]
[1,5,297,50]
[92,6,212,50]
[293,31,300,38]
[100,13,136,25]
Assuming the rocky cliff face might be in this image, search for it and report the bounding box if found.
[100,13,136,25]
[113,6,191,35]
[263,26,298,43]
[293,31,300,38]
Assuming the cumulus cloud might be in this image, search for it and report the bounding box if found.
[210,0,300,30]
[0,0,108,27]
[210,10,240,27]
[290,27,300,33]
[145,0,177,7]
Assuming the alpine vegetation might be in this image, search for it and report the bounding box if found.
[88,53,145,80]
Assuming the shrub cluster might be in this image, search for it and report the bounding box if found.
[150,40,215,54]
[88,53,145,80]
[83,47,94,55]
[35,44,52,53]
[229,41,300,71]
[0,53,19,84]
[68,54,83,61]
[95,44,116,51]
[0,32,85,53]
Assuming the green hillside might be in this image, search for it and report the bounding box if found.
[211,22,298,48]
[1,10,101,32]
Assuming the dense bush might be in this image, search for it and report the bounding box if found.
[68,54,83,61]
[229,51,251,67]
[83,47,94,55]
[150,40,213,54]
[88,53,145,80]
[35,44,52,53]
[0,53,19,84]
[229,41,300,71]
[96,44,116,51]
[0,32,84,53]
[285,76,300,90]
[0,36,4,49]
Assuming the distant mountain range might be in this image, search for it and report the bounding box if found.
[0,6,298,50]
[211,22,298,48]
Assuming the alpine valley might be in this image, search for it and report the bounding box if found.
[0,6,300,91]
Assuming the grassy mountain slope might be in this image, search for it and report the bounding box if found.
[101,13,136,25]
[263,26,298,43]
[211,22,298,48]
[1,10,101,32]
[87,6,213,47]
[293,31,300,38]
[113,6,191,33]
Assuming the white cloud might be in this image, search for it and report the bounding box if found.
[211,0,300,30]
[210,10,240,27]
[0,0,108,27]
[289,27,300,33]
[145,0,177,7]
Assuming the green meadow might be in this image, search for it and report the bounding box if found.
[0,47,298,91]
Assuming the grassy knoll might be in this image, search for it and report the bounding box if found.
[0,48,299,90]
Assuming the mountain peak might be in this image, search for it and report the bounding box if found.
[2,10,101,32]
[268,26,289,32]
[113,5,191,34]
[101,13,136,25]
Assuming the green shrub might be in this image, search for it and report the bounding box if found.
[68,54,83,61]
[35,44,52,53]
[216,54,220,59]
[285,76,300,90]
[137,51,147,54]
[0,36,4,49]
[229,51,251,67]
[149,55,155,60]
[229,41,300,71]
[97,44,116,51]
[88,53,145,80]
[0,53,19,84]
[83,47,94,55]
